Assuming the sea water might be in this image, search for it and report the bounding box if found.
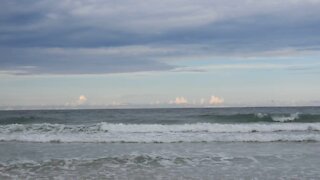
[0,107,320,179]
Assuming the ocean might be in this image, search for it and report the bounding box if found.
[0,107,320,179]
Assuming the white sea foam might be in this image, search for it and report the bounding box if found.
[271,113,300,122]
[255,113,268,119]
[0,131,319,143]
[1,122,320,133]
[0,123,320,143]
[254,112,302,122]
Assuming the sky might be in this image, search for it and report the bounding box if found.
[1,0,320,109]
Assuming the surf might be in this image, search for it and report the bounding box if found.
[1,122,320,143]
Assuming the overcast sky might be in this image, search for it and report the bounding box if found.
[1,0,320,109]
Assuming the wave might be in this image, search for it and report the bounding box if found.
[1,123,320,143]
[2,112,320,125]
[257,112,300,122]
[198,112,320,123]
[0,154,251,169]
[1,122,320,133]
[0,154,198,168]
[0,155,183,179]
[0,154,257,179]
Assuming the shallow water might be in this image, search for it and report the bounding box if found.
[1,142,319,179]
[1,107,320,179]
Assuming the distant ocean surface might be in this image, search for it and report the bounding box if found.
[1,107,320,179]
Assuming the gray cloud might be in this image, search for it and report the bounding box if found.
[0,47,174,75]
[1,0,320,75]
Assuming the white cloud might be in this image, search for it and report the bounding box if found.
[169,96,188,104]
[65,95,88,107]
[209,95,224,105]
[77,95,87,105]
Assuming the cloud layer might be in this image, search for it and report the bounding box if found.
[1,0,320,75]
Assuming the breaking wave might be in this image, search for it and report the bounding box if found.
[1,122,320,143]
[196,112,320,123]
[256,112,300,122]
[1,112,320,125]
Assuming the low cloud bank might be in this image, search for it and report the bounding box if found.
[168,95,224,106]
[65,95,88,106]
[169,97,188,105]
[209,96,224,105]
